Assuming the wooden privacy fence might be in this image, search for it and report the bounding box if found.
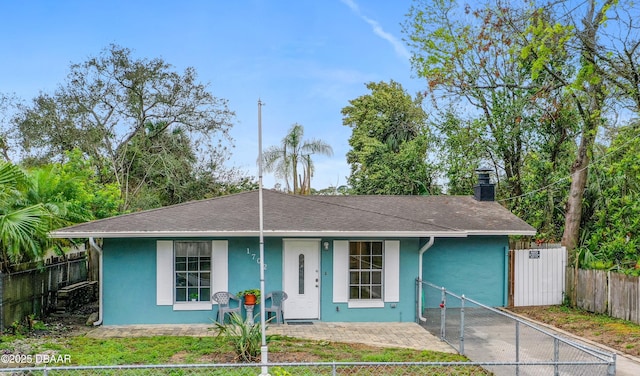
[509,247,566,306]
[567,268,640,324]
[0,253,90,331]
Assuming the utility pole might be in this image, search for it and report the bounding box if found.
[258,99,269,376]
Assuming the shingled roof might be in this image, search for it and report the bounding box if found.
[49,189,536,238]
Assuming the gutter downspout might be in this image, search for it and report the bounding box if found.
[418,237,435,322]
[89,237,103,326]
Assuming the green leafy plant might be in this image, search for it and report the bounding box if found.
[214,312,264,362]
[7,314,38,335]
[189,292,199,301]
[237,288,261,300]
[270,366,292,376]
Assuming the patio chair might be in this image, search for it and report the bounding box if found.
[212,291,242,324]
[264,290,288,324]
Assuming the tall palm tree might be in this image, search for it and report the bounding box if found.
[263,123,333,194]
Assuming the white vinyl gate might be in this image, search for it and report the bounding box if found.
[513,247,566,306]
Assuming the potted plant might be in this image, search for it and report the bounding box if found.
[189,292,199,302]
[237,289,261,305]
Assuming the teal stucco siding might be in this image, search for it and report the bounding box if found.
[103,238,179,325]
[226,237,284,295]
[102,235,509,324]
[319,238,420,323]
[422,236,509,307]
[102,237,285,325]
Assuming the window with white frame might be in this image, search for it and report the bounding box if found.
[174,241,211,302]
[349,241,383,300]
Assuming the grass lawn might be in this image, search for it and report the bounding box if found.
[10,303,636,373]
[1,329,489,374]
[510,305,640,357]
[19,335,472,364]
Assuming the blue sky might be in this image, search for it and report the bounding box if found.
[0,0,425,189]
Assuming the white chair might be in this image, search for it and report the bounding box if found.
[264,291,288,324]
[212,291,241,324]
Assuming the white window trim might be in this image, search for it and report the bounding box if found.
[384,240,400,302]
[348,240,385,303]
[172,239,213,311]
[211,240,229,304]
[173,302,212,311]
[348,300,385,308]
[156,241,173,306]
[333,240,349,303]
[334,239,400,307]
[157,240,228,311]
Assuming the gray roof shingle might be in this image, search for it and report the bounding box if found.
[49,190,536,238]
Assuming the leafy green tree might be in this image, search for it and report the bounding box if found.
[57,149,122,219]
[263,123,333,194]
[313,185,350,195]
[0,93,18,161]
[579,123,640,274]
[342,80,438,195]
[403,0,639,252]
[404,0,576,208]
[480,0,638,255]
[0,161,51,267]
[123,121,197,209]
[0,150,123,269]
[433,111,487,195]
[122,122,256,210]
[518,0,614,254]
[14,93,81,166]
[14,44,235,210]
[24,165,90,226]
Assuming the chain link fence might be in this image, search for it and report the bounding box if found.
[420,280,616,376]
[0,361,492,375]
[0,280,617,375]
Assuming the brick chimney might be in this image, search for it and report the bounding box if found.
[473,167,495,201]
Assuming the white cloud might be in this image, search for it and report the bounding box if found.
[340,0,411,60]
[340,0,360,12]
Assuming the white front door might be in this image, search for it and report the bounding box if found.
[283,239,320,320]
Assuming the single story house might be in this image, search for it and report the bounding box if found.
[50,177,535,325]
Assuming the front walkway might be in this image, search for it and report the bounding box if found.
[86,322,455,354]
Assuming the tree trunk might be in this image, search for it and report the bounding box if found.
[560,0,610,306]
[561,0,609,253]
[561,94,602,260]
[292,155,298,194]
[562,112,599,308]
[561,155,590,253]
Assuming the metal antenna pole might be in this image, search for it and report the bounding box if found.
[258,99,269,376]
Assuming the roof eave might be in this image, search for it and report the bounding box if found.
[50,230,469,239]
[465,230,537,236]
[49,229,534,239]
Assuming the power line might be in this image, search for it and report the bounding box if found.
[498,126,640,203]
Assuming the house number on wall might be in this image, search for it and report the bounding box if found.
[529,250,540,259]
[246,248,267,270]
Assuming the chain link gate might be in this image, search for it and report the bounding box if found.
[419,280,616,376]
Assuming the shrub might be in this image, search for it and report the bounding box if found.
[214,313,263,362]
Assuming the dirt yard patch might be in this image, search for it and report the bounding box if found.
[37,302,97,337]
[509,306,640,357]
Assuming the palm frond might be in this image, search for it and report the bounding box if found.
[0,204,49,263]
[0,161,28,188]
